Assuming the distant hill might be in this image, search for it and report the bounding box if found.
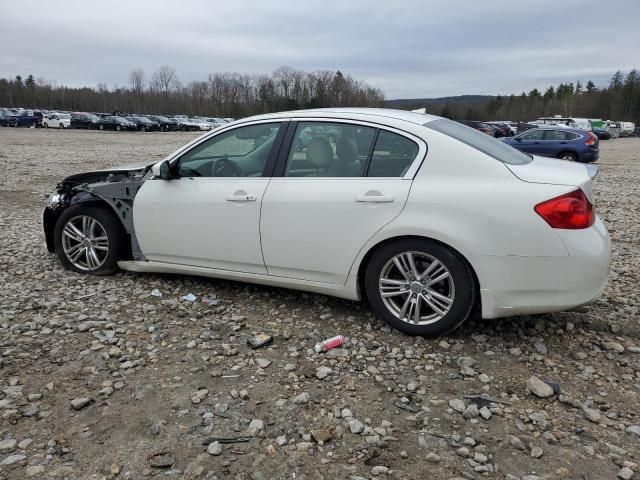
[386,95,496,110]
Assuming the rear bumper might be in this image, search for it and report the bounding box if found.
[581,149,599,163]
[475,217,610,319]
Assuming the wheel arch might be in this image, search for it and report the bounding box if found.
[47,194,132,259]
[557,150,578,160]
[355,234,481,308]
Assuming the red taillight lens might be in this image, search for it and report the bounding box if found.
[534,189,595,229]
[584,132,597,146]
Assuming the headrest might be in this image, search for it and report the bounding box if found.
[306,137,333,167]
[336,137,358,163]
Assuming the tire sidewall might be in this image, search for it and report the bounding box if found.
[53,204,124,275]
[365,239,475,336]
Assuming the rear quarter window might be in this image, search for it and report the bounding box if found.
[425,119,532,165]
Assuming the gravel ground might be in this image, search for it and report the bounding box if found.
[0,128,639,480]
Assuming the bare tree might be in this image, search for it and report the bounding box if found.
[128,69,145,112]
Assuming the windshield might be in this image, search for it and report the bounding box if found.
[59,114,71,119]
[425,119,532,165]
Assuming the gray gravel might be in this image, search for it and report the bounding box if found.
[0,128,639,479]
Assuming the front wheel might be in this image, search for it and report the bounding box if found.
[365,239,476,336]
[54,205,124,275]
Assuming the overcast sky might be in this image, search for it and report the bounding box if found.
[1,0,639,99]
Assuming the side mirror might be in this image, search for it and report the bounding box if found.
[152,160,172,180]
[515,137,522,142]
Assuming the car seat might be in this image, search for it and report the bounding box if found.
[327,137,362,177]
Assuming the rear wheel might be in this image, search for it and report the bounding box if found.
[44,123,49,128]
[116,125,121,132]
[365,239,476,336]
[60,123,64,129]
[558,151,578,162]
[54,205,124,275]
[99,124,104,131]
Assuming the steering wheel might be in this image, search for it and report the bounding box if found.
[213,157,242,177]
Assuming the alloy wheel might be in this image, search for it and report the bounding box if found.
[378,251,455,325]
[61,215,109,271]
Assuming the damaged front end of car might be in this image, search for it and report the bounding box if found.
[43,166,151,260]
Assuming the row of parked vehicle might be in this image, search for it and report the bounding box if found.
[0,108,234,132]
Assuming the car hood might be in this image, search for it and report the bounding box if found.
[59,164,150,187]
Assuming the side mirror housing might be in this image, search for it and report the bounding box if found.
[515,137,522,142]
[151,160,172,179]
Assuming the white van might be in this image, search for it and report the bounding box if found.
[619,122,636,137]
[532,116,592,131]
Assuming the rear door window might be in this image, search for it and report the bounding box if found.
[544,130,569,141]
[284,122,375,177]
[367,130,419,177]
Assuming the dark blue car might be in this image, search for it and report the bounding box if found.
[501,127,599,163]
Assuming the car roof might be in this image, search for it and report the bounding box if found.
[525,127,585,134]
[241,108,441,126]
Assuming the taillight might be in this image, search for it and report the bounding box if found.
[534,189,595,229]
[584,132,597,146]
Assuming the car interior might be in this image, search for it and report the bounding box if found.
[176,123,281,177]
[174,121,420,179]
[285,123,419,177]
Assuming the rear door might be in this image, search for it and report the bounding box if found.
[515,129,546,155]
[260,120,426,284]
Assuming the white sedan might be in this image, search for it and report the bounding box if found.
[43,113,71,129]
[42,108,610,336]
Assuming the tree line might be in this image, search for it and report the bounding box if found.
[423,70,640,123]
[0,66,385,118]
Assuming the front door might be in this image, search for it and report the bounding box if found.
[260,121,425,285]
[133,121,285,274]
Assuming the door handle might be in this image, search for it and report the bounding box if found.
[226,194,257,202]
[355,194,394,203]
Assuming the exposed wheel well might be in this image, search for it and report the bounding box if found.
[356,235,481,308]
[47,199,132,260]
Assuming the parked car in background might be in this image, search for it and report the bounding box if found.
[619,122,636,137]
[172,117,209,131]
[189,117,213,131]
[4,110,40,128]
[592,128,611,140]
[41,108,610,337]
[147,115,179,132]
[633,127,640,137]
[98,116,137,131]
[127,116,161,132]
[502,127,599,163]
[533,116,592,131]
[458,120,495,136]
[43,113,71,129]
[485,122,512,137]
[0,111,16,126]
[71,113,101,129]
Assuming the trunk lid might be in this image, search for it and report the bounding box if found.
[504,155,597,201]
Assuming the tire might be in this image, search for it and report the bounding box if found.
[558,151,578,162]
[60,123,64,129]
[99,124,104,131]
[53,205,124,275]
[116,125,121,132]
[364,239,476,336]
[44,123,49,128]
